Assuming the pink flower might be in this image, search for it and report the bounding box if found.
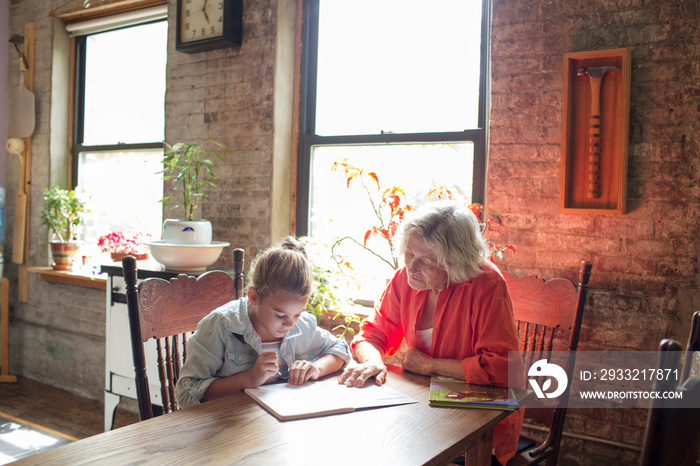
[97,231,151,255]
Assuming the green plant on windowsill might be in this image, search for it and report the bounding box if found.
[301,236,363,340]
[40,186,88,270]
[40,186,86,242]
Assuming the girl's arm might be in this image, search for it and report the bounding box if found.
[201,351,279,402]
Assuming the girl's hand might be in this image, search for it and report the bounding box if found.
[288,359,320,385]
[247,352,279,387]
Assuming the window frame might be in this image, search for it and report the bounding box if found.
[70,19,166,189]
[295,0,491,236]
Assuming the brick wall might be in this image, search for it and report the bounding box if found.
[165,0,280,256]
[5,0,287,400]
[489,0,699,463]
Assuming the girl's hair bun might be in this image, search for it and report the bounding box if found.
[247,236,313,299]
[280,236,307,256]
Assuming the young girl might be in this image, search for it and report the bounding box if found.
[175,237,351,409]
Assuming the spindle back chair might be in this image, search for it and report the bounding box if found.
[504,260,592,466]
[122,249,245,420]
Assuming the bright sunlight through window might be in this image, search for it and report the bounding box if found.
[75,20,167,265]
[303,0,485,304]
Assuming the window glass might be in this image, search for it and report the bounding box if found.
[315,0,483,136]
[309,144,473,301]
[74,19,167,267]
[82,21,167,145]
[300,0,488,305]
[78,150,164,245]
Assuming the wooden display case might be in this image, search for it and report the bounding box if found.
[560,48,631,214]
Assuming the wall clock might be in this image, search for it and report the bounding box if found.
[176,0,242,53]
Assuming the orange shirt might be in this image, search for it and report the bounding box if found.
[353,261,525,465]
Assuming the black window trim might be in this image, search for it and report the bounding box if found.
[70,20,166,189]
[296,0,491,236]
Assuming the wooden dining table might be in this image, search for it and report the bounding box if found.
[15,365,529,465]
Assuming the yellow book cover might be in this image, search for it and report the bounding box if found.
[429,375,519,411]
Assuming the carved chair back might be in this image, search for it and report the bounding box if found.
[122,249,245,421]
[504,260,592,466]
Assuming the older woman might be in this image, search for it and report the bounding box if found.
[338,201,524,465]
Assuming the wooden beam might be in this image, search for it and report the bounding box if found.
[18,22,35,304]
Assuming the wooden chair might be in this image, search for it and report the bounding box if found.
[122,248,245,420]
[639,338,700,466]
[503,260,592,466]
[681,311,700,382]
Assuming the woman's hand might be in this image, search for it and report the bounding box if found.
[401,347,435,376]
[338,359,388,387]
[288,360,320,385]
[247,351,279,387]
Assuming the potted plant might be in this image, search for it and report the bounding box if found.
[159,140,231,245]
[97,230,152,262]
[40,186,86,270]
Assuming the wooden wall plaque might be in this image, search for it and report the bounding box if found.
[560,48,631,214]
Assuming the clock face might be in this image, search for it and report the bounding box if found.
[176,0,242,53]
[180,0,225,44]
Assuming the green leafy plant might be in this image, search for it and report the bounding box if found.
[160,140,231,220]
[301,236,363,340]
[40,186,86,242]
[306,262,342,319]
[331,312,363,341]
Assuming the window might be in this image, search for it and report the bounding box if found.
[297,0,490,300]
[71,12,167,263]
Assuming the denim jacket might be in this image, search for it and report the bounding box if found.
[175,297,351,408]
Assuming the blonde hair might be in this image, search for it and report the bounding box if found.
[247,236,314,300]
[398,201,489,284]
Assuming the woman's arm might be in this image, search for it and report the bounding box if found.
[402,347,464,378]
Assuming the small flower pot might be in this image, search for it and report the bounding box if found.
[50,241,81,270]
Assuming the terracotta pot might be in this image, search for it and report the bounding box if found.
[110,252,149,262]
[50,241,81,270]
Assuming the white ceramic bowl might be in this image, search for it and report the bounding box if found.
[146,241,230,272]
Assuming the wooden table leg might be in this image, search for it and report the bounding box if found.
[463,427,493,466]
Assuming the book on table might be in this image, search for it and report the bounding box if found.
[429,375,519,411]
[244,377,417,421]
